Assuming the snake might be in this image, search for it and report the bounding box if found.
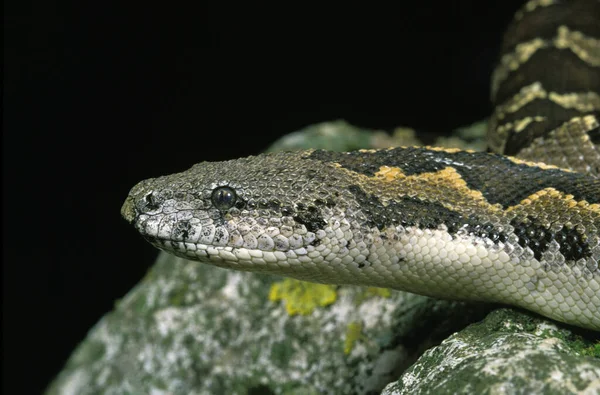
[121,0,600,331]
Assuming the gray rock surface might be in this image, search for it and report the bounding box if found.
[382,310,600,395]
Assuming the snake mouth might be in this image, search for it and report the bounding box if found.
[140,234,317,272]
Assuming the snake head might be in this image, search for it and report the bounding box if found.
[121,150,373,279]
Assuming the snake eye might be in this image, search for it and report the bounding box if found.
[211,186,237,210]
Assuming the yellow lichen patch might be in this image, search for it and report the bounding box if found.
[268,279,337,316]
[353,287,392,305]
[344,321,364,355]
[364,287,391,298]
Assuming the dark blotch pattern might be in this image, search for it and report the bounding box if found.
[173,220,191,240]
[293,203,326,233]
[510,217,591,262]
[462,221,508,244]
[309,148,600,207]
[347,184,514,243]
[348,184,463,232]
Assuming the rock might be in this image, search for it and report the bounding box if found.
[45,253,494,394]
[382,309,600,395]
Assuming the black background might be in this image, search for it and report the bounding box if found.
[5,2,525,393]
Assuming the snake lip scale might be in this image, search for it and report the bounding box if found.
[123,0,600,332]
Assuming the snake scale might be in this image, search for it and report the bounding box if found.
[122,0,600,331]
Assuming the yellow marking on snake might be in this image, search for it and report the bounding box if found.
[495,116,547,141]
[424,146,471,154]
[548,91,600,112]
[372,166,503,214]
[495,82,546,119]
[492,26,600,98]
[555,26,600,66]
[514,0,556,20]
[374,166,404,182]
[507,187,600,215]
[495,83,600,122]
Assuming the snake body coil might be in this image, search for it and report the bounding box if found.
[122,0,600,331]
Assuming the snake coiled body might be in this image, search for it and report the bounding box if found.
[122,0,600,331]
